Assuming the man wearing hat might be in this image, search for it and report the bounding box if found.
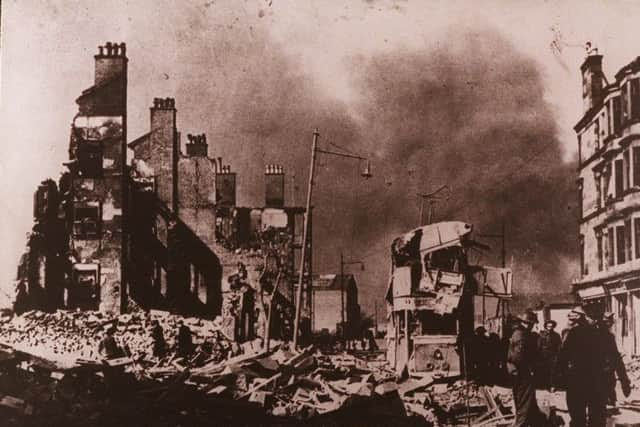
[556,304,625,426]
[599,312,631,407]
[537,319,561,389]
[507,310,542,426]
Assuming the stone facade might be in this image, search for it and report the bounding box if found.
[574,52,640,356]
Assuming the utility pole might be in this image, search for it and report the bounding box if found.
[417,185,452,226]
[501,221,506,268]
[340,251,345,336]
[374,301,378,334]
[292,129,372,348]
[293,129,319,348]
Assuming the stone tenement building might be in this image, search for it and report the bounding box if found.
[128,97,308,338]
[17,43,309,338]
[574,51,640,356]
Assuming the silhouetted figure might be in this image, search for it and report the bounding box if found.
[600,312,631,407]
[176,320,194,359]
[537,320,561,389]
[150,320,166,358]
[507,310,542,427]
[98,326,123,360]
[13,281,29,315]
[555,305,625,427]
[366,328,378,352]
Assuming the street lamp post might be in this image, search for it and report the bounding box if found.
[292,129,371,348]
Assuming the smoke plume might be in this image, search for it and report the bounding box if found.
[129,17,577,312]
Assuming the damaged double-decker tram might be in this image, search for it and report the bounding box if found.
[385,221,512,377]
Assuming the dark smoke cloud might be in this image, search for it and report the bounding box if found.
[142,15,577,312]
[345,29,578,303]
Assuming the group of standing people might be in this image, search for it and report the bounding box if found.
[507,305,632,427]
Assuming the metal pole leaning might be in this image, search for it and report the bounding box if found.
[293,129,319,348]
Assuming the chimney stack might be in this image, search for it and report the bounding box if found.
[215,164,236,207]
[149,97,178,209]
[94,42,127,86]
[581,46,605,113]
[185,133,208,157]
[265,164,285,208]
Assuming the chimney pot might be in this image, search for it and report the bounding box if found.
[98,46,104,56]
[105,42,112,56]
[217,157,223,172]
[120,42,126,56]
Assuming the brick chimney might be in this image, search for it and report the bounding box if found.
[581,51,605,113]
[94,42,127,86]
[150,97,178,212]
[265,164,285,208]
[185,133,208,157]
[215,164,236,207]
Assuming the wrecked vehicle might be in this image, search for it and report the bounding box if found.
[385,221,512,377]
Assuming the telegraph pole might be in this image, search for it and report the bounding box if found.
[374,301,378,334]
[417,185,451,226]
[292,129,371,348]
[293,129,319,348]
[340,251,345,335]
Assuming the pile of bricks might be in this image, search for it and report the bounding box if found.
[0,309,530,425]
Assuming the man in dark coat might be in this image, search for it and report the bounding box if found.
[600,312,631,407]
[555,305,626,427]
[537,319,562,389]
[507,310,542,427]
[176,320,194,359]
[150,320,167,358]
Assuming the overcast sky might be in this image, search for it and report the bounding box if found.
[2,0,640,308]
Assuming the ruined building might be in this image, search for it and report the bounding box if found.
[128,101,308,339]
[574,51,640,356]
[17,42,131,314]
[310,274,359,336]
[17,43,309,342]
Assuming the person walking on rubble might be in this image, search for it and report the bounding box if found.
[554,305,628,427]
[176,320,194,359]
[537,319,561,389]
[507,310,543,427]
[150,319,167,359]
[98,326,123,360]
[600,312,631,407]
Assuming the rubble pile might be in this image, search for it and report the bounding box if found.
[0,310,237,369]
[0,310,533,426]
